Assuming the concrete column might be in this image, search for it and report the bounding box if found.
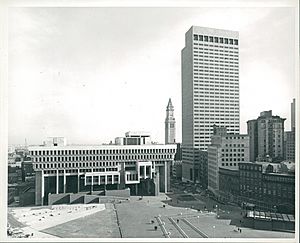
[112,174,114,184]
[164,162,168,193]
[135,184,138,195]
[144,166,147,178]
[56,170,59,194]
[63,170,66,193]
[77,172,80,193]
[91,175,94,193]
[35,171,41,205]
[41,173,44,206]
[35,171,44,206]
[156,169,160,195]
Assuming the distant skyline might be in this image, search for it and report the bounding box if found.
[8,7,296,145]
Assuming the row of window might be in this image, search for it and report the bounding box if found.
[193,58,239,64]
[194,112,239,115]
[35,161,120,170]
[239,164,261,171]
[194,106,239,109]
[222,153,245,157]
[33,153,173,162]
[194,54,239,60]
[194,72,239,75]
[194,55,239,60]
[30,148,176,156]
[194,46,238,52]
[86,175,119,184]
[193,57,238,63]
[194,98,237,102]
[222,148,245,152]
[194,43,238,49]
[194,70,238,78]
[194,63,239,68]
[222,158,245,162]
[194,78,239,82]
[263,175,294,183]
[221,162,237,166]
[193,34,238,45]
[127,173,138,181]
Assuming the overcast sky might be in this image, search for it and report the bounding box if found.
[8,6,296,145]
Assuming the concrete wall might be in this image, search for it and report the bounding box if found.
[70,194,84,204]
[48,192,130,205]
[84,195,100,204]
[49,193,71,205]
[105,188,130,198]
[243,217,295,232]
[35,171,43,206]
[20,190,35,206]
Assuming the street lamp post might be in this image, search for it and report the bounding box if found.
[212,225,216,238]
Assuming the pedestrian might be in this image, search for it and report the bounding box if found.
[154,226,157,231]
[240,229,242,233]
[177,219,179,223]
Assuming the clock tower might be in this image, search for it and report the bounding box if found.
[165,98,176,144]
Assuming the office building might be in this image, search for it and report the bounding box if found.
[29,135,177,206]
[181,26,240,182]
[165,98,176,144]
[247,111,286,162]
[291,98,295,130]
[207,127,249,196]
[218,161,295,214]
[218,167,239,202]
[285,131,295,161]
[284,99,296,162]
[239,162,295,214]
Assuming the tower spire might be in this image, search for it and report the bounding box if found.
[165,98,176,144]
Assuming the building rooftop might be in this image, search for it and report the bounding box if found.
[125,131,150,137]
[28,143,177,150]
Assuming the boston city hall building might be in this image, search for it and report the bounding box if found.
[28,133,176,205]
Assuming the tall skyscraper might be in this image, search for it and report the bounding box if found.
[285,98,296,162]
[181,26,240,182]
[165,98,176,144]
[291,98,295,130]
[247,110,286,162]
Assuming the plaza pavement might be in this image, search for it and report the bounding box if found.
[7,193,295,239]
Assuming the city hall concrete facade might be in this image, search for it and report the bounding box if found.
[29,141,176,205]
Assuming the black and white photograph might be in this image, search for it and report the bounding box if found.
[1,0,299,242]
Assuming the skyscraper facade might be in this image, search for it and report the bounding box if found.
[284,98,296,162]
[181,26,240,182]
[247,111,286,162]
[165,98,176,144]
[291,98,295,130]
